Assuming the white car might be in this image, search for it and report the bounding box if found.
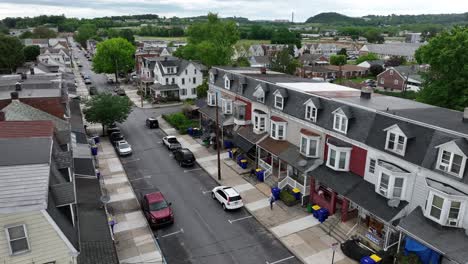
[212,186,244,210]
[115,140,132,156]
[162,136,181,151]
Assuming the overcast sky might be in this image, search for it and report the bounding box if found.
[0,0,467,22]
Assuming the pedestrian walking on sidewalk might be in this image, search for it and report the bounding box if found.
[269,193,275,210]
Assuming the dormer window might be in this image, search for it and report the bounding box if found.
[209,72,215,83]
[253,85,265,103]
[274,94,283,110]
[304,99,320,122]
[333,113,347,134]
[435,140,467,178]
[224,74,232,90]
[384,124,410,156]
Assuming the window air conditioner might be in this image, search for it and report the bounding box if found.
[447,219,458,227]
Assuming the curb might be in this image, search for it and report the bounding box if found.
[158,123,305,264]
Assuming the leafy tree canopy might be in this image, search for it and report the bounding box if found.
[270,48,300,75]
[175,13,239,67]
[32,26,57,38]
[385,56,406,67]
[337,48,347,56]
[23,45,40,61]
[75,23,97,48]
[355,53,379,64]
[107,28,135,44]
[92,37,135,81]
[0,35,24,73]
[330,55,347,66]
[415,26,468,111]
[363,29,384,43]
[271,28,301,48]
[369,64,384,76]
[83,93,133,129]
[196,80,209,98]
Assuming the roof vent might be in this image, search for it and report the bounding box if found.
[463,107,468,123]
[15,82,22,91]
[360,86,372,99]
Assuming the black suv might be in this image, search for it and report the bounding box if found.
[146,117,159,129]
[107,123,120,135]
[174,148,196,167]
[110,132,125,146]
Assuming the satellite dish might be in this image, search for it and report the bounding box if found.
[297,159,307,167]
[387,198,400,208]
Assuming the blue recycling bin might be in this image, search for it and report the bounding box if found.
[224,140,233,149]
[93,136,100,144]
[311,205,321,218]
[271,187,281,200]
[256,170,265,182]
[187,127,193,135]
[317,208,329,223]
[240,159,248,169]
[228,149,233,159]
[91,145,98,156]
[237,155,244,164]
[360,256,376,264]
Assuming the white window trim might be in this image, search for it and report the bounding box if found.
[424,189,466,228]
[305,102,317,122]
[207,92,216,106]
[274,94,284,110]
[253,112,267,133]
[375,170,408,200]
[300,135,320,158]
[385,131,407,156]
[368,158,376,174]
[222,99,233,114]
[436,147,466,178]
[270,120,286,140]
[224,76,231,90]
[209,72,215,83]
[333,113,348,134]
[326,143,351,171]
[5,224,30,256]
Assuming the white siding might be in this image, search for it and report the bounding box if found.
[0,211,75,264]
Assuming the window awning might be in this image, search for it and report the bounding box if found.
[398,207,468,264]
[233,134,255,153]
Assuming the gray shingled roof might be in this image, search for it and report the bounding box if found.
[0,137,52,166]
[46,192,79,251]
[363,43,424,57]
[51,182,76,206]
[398,207,468,264]
[74,158,96,177]
[309,165,362,195]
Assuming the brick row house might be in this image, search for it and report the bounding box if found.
[205,66,468,263]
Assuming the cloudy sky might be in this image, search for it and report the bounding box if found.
[0,0,467,22]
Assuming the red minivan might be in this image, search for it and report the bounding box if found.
[141,192,174,228]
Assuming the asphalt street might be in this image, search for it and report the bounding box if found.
[118,107,301,264]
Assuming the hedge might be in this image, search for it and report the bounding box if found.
[163,112,198,134]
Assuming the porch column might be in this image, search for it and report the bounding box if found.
[341,198,349,222]
[309,177,316,204]
[330,191,337,215]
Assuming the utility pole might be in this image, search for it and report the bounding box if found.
[215,92,221,181]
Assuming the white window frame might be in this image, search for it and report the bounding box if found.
[436,149,466,178]
[368,158,376,174]
[257,94,265,103]
[209,72,215,83]
[207,92,216,106]
[424,189,466,228]
[394,79,399,85]
[222,99,233,114]
[5,224,30,255]
[385,131,407,156]
[305,103,317,122]
[224,76,231,90]
[253,112,267,133]
[380,78,384,84]
[326,143,351,171]
[375,171,407,199]
[270,121,286,140]
[390,70,394,75]
[181,89,187,96]
[300,135,319,158]
[274,94,284,110]
[333,113,348,134]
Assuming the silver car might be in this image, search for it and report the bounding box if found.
[115,140,132,156]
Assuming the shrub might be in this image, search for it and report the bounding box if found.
[280,189,296,205]
[163,112,198,134]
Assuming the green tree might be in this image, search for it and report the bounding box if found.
[271,28,301,48]
[19,31,34,39]
[23,45,40,61]
[337,48,347,56]
[385,56,406,67]
[75,23,97,48]
[83,93,133,134]
[270,49,300,75]
[92,38,135,83]
[0,35,24,73]
[415,26,468,111]
[369,64,384,76]
[363,29,384,43]
[196,80,209,98]
[355,53,379,64]
[330,55,347,81]
[175,13,239,67]
[32,26,57,38]
[233,57,250,67]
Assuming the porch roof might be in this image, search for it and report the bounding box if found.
[257,137,290,156]
[198,106,234,126]
[308,165,362,195]
[233,134,255,153]
[237,125,268,144]
[149,83,180,91]
[397,206,468,264]
[278,144,319,173]
[347,180,408,223]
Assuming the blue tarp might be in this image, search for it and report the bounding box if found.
[404,237,441,264]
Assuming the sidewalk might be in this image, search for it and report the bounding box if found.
[96,137,164,264]
[121,84,183,109]
[158,117,355,264]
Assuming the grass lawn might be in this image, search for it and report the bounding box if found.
[134,35,187,42]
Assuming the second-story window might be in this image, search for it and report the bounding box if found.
[253,111,267,133]
[326,142,351,171]
[165,78,169,84]
[222,99,233,114]
[300,135,319,158]
[181,78,185,85]
[193,77,196,84]
[270,121,286,140]
[207,91,216,106]
[5,224,30,255]
[194,69,197,74]
[185,69,188,75]
[172,78,175,84]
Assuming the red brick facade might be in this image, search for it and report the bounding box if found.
[376,68,405,91]
[0,97,65,119]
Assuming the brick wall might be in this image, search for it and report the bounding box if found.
[377,69,405,91]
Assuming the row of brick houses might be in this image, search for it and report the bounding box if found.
[201,66,468,263]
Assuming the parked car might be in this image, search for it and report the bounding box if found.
[211,186,244,210]
[146,117,159,129]
[115,140,132,156]
[107,123,120,135]
[89,86,98,96]
[173,148,196,167]
[141,191,174,228]
[162,136,181,151]
[110,132,125,146]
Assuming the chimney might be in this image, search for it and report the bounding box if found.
[30,68,35,75]
[360,86,373,99]
[260,67,267,74]
[463,108,468,122]
[0,111,5,122]
[15,82,22,91]
[10,91,19,100]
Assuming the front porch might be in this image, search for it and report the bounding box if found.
[256,137,290,185]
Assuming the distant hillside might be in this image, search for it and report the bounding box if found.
[305,12,364,24]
